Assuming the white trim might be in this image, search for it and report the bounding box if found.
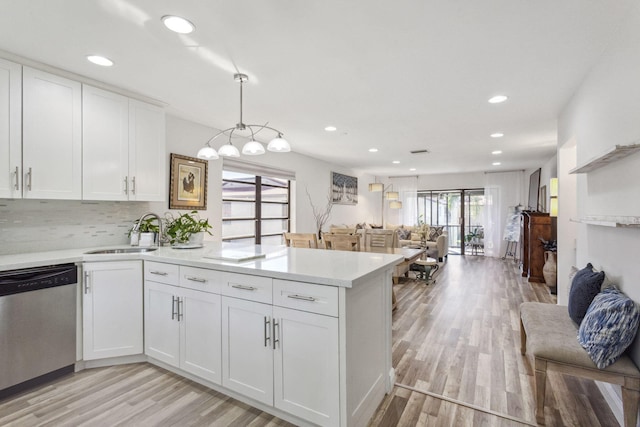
[595,381,627,427]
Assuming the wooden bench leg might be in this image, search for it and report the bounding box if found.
[520,317,527,355]
[534,358,547,425]
[622,378,640,427]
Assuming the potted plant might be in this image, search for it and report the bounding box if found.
[539,237,558,292]
[129,217,160,247]
[164,211,212,246]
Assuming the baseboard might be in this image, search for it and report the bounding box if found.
[595,381,628,427]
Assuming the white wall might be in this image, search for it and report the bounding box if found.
[557,3,640,369]
[0,115,378,255]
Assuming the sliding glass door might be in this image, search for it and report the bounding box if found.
[417,188,484,255]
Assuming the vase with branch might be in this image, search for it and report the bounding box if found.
[306,187,333,240]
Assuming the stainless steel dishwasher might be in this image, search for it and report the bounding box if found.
[0,263,77,399]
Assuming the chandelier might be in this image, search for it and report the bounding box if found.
[197,73,291,160]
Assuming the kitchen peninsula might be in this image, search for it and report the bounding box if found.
[0,243,403,427]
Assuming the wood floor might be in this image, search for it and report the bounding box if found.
[0,256,620,426]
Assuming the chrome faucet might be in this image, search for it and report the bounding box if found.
[132,212,167,246]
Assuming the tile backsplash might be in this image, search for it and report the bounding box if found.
[0,199,165,255]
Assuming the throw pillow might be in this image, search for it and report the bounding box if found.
[568,263,605,325]
[397,228,411,240]
[427,226,444,242]
[578,287,640,369]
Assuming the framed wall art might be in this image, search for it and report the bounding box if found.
[169,153,208,210]
[331,171,358,205]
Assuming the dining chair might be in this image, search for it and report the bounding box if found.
[283,232,318,248]
[324,234,361,252]
[363,229,395,249]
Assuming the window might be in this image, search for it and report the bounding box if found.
[222,169,291,245]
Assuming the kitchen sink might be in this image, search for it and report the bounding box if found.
[84,247,159,254]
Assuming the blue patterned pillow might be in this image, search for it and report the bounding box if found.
[578,287,640,369]
[568,263,605,325]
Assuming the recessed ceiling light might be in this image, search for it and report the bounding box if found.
[490,132,504,138]
[392,160,400,164]
[492,162,501,166]
[324,126,337,132]
[86,55,114,67]
[162,15,195,34]
[409,168,416,171]
[368,148,378,153]
[488,95,508,104]
[492,150,502,155]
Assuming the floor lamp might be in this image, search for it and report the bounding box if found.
[369,181,402,226]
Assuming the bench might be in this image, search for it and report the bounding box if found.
[520,302,640,426]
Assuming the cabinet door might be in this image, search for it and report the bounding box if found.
[0,58,21,199]
[221,296,273,405]
[83,261,143,360]
[128,99,165,202]
[145,281,180,366]
[273,306,340,426]
[22,67,81,199]
[82,85,129,201]
[180,288,222,384]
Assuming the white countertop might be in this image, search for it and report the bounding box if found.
[0,243,404,288]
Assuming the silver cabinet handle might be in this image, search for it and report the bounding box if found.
[287,294,316,302]
[26,167,32,191]
[131,176,136,195]
[177,297,184,321]
[273,319,280,350]
[124,176,129,194]
[84,271,90,294]
[231,284,257,291]
[186,276,206,283]
[13,166,19,190]
[264,316,271,347]
[171,296,178,320]
[149,270,168,276]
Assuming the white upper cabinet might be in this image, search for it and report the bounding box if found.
[128,99,166,202]
[0,58,21,199]
[82,86,129,200]
[22,67,82,200]
[83,86,166,201]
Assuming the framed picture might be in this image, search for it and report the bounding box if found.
[169,153,208,210]
[331,172,358,205]
[539,185,547,213]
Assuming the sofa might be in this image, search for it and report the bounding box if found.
[388,223,448,261]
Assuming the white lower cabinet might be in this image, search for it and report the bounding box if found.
[145,277,222,384]
[273,306,339,426]
[221,294,340,426]
[82,261,143,360]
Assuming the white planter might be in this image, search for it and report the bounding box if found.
[138,232,156,247]
[188,232,204,246]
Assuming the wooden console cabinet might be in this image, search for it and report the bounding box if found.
[520,211,551,283]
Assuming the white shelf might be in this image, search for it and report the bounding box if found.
[569,143,640,174]
[570,216,640,228]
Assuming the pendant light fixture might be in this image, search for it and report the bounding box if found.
[197,73,291,160]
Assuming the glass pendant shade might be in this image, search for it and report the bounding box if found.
[197,145,218,160]
[218,143,240,157]
[369,182,384,192]
[389,200,403,209]
[385,191,399,200]
[267,136,291,152]
[242,140,265,155]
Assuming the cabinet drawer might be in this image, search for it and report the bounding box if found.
[221,273,272,304]
[179,266,223,294]
[144,261,179,285]
[273,279,339,317]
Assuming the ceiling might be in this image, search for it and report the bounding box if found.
[0,0,635,176]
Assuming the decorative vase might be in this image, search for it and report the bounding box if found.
[543,251,557,294]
